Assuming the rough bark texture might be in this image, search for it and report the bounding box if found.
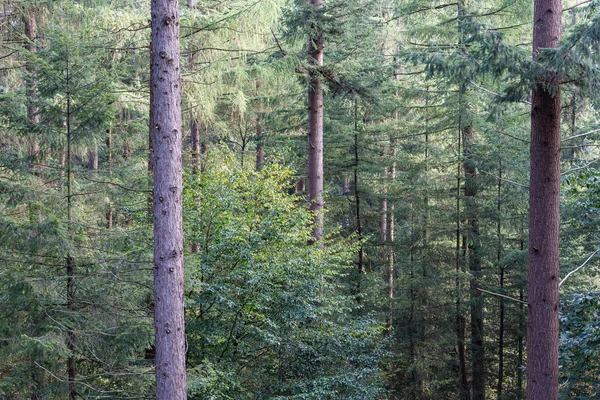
[527,0,562,398]
[307,0,324,242]
[151,0,187,397]
[463,124,484,400]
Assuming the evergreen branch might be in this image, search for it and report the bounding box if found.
[478,288,528,305]
[561,157,600,176]
[481,170,529,189]
[560,249,599,287]
[561,128,600,142]
[469,80,531,105]
[563,0,593,12]
[271,28,287,56]
[81,175,151,193]
[389,2,458,20]
[494,129,530,143]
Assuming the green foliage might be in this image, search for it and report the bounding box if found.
[560,291,600,399]
[183,151,385,399]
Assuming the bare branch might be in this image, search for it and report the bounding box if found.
[563,0,593,12]
[561,157,600,176]
[561,128,600,142]
[478,288,528,305]
[481,170,529,189]
[560,249,599,287]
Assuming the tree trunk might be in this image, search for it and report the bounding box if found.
[353,100,363,299]
[387,143,396,328]
[307,0,324,243]
[527,0,562,398]
[151,0,187,397]
[463,124,485,400]
[87,143,98,170]
[191,116,200,254]
[24,7,39,166]
[256,81,264,170]
[496,160,504,399]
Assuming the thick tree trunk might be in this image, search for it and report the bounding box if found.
[527,0,562,398]
[463,124,485,400]
[151,0,187,397]
[307,0,324,243]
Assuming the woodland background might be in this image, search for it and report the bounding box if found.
[1,0,600,399]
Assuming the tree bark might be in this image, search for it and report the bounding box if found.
[527,0,562,398]
[256,80,264,170]
[307,0,324,243]
[87,142,98,170]
[151,0,187,397]
[496,160,504,400]
[387,143,396,329]
[463,124,485,400]
[24,7,39,166]
[455,115,469,400]
[191,116,200,254]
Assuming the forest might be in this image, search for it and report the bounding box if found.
[1,0,600,399]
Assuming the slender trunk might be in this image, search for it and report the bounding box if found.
[148,43,155,222]
[353,99,363,300]
[307,0,324,243]
[65,61,77,400]
[379,197,387,260]
[87,142,98,170]
[527,0,562,398]
[387,143,396,328]
[151,0,187,397]
[24,8,39,162]
[256,81,264,170]
[106,129,112,165]
[191,116,200,254]
[496,160,504,399]
[191,117,200,173]
[463,123,485,400]
[455,101,469,400]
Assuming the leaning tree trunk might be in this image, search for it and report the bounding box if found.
[307,0,324,242]
[151,0,187,398]
[527,0,562,398]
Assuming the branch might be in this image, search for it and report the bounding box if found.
[271,28,286,56]
[560,249,599,287]
[481,170,529,189]
[81,175,151,193]
[561,128,600,142]
[561,157,600,176]
[468,80,531,105]
[478,288,528,305]
[494,129,530,144]
[563,0,593,12]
